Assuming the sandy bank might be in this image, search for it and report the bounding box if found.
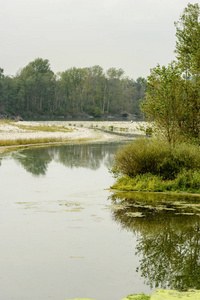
[0,120,146,153]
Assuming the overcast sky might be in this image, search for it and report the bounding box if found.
[0,0,198,79]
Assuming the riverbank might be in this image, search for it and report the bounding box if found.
[111,138,200,195]
[111,173,200,194]
[0,120,146,153]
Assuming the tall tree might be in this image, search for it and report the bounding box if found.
[142,3,200,144]
[174,3,200,139]
[106,68,124,113]
[141,63,187,145]
[174,3,200,77]
[17,58,56,116]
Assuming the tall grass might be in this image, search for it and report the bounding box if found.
[14,124,73,133]
[112,172,200,193]
[0,137,69,146]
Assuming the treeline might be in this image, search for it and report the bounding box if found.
[0,60,146,119]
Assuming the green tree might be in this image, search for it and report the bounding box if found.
[83,65,106,116]
[174,3,200,140]
[141,63,186,145]
[0,60,144,119]
[59,67,86,115]
[17,58,56,116]
[175,3,200,77]
[142,3,200,144]
[106,68,124,113]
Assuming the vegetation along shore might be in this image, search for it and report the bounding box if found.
[111,3,200,195]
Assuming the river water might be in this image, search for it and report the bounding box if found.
[0,143,200,300]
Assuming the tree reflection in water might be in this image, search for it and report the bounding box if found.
[109,192,200,291]
[11,143,121,176]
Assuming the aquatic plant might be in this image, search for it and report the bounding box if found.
[122,290,200,299]
[65,290,200,300]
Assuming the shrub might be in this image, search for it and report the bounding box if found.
[112,138,169,177]
[158,143,200,179]
[112,138,200,180]
[175,169,200,191]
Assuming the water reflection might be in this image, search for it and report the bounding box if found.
[109,192,200,291]
[11,143,120,176]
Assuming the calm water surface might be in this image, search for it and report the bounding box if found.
[0,143,200,300]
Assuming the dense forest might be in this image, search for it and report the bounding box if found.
[0,60,145,119]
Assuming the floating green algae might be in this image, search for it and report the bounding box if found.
[125,212,144,218]
[122,289,200,299]
[65,290,200,300]
[65,298,95,300]
[151,289,200,299]
[122,293,150,299]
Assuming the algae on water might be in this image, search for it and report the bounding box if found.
[65,289,200,300]
[65,299,95,300]
[122,293,150,299]
[122,289,200,300]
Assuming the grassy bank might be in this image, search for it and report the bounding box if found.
[111,139,200,194]
[112,171,200,193]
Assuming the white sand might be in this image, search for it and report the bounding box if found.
[0,120,147,152]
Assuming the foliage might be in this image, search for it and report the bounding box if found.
[141,63,186,145]
[174,3,200,76]
[112,171,200,193]
[112,139,170,178]
[111,138,200,192]
[141,3,200,144]
[112,138,200,180]
[0,59,146,119]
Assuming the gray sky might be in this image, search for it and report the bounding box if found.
[0,0,198,79]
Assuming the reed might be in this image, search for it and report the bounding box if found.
[0,137,68,147]
[14,124,73,133]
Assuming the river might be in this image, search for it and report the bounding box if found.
[0,143,200,300]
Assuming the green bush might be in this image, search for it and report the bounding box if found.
[112,138,200,180]
[158,143,200,179]
[112,138,169,178]
[175,170,200,191]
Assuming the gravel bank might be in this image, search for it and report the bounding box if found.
[0,120,146,153]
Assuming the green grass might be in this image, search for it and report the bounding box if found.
[112,171,200,193]
[0,137,70,147]
[14,123,73,133]
[0,119,10,123]
[122,293,150,299]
